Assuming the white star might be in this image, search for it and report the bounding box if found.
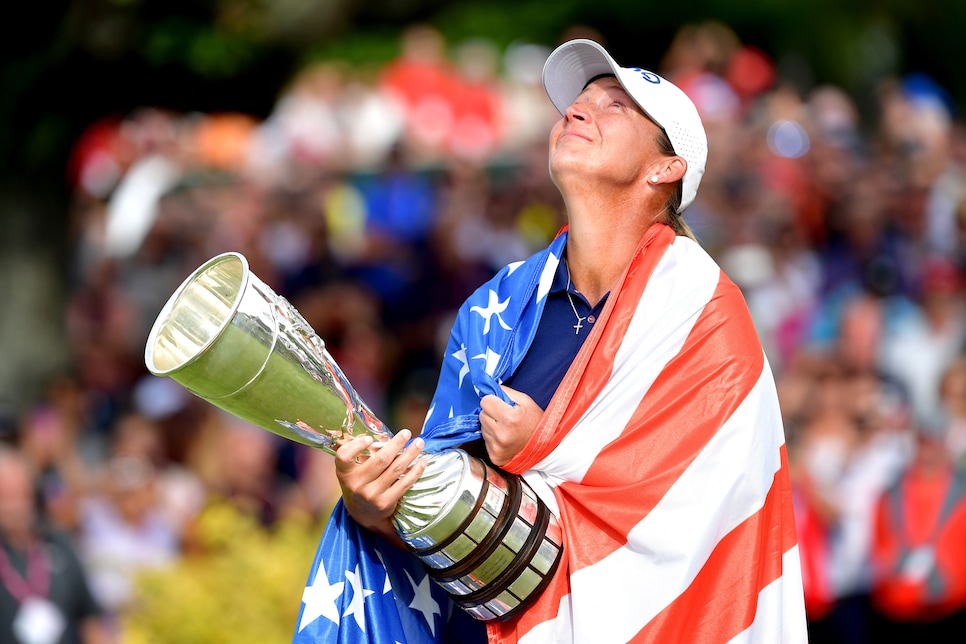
[537,255,560,301]
[472,346,502,377]
[299,559,344,632]
[452,344,470,388]
[374,549,393,594]
[405,569,441,636]
[506,260,524,275]
[469,290,512,334]
[343,564,376,632]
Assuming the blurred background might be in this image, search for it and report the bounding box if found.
[3,0,966,641]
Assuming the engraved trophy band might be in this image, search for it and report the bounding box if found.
[143,251,563,622]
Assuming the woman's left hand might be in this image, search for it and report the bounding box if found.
[479,385,544,466]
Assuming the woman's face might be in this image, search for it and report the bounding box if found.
[548,76,663,190]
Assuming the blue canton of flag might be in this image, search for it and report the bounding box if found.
[292,231,567,643]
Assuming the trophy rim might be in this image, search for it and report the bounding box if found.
[144,251,250,376]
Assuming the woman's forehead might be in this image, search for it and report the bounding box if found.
[581,74,622,94]
[577,76,647,117]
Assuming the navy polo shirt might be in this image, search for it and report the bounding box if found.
[502,259,609,410]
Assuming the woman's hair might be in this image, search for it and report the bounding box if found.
[656,129,697,242]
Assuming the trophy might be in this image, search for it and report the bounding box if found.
[144,251,563,622]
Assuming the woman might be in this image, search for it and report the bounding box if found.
[300,39,808,644]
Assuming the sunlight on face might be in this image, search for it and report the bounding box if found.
[549,76,661,189]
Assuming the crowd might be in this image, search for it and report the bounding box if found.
[3,19,966,643]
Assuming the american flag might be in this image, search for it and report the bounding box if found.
[293,223,808,643]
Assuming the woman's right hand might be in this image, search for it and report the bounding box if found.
[334,429,426,543]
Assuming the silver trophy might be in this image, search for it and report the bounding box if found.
[144,251,563,622]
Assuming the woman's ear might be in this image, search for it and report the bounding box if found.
[663,157,688,182]
[646,156,687,185]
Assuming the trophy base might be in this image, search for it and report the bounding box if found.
[396,452,563,622]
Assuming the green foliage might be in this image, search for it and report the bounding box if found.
[145,17,268,78]
[302,26,404,71]
[431,0,581,48]
[122,501,326,644]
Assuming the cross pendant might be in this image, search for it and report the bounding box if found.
[573,317,585,334]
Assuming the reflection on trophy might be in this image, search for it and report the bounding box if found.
[144,251,563,622]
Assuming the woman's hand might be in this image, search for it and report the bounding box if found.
[479,385,544,466]
[334,429,426,544]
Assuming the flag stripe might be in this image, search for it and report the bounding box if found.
[634,443,791,642]
[544,365,782,643]
[576,270,764,526]
[725,547,809,644]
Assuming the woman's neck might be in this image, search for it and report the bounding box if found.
[564,209,660,304]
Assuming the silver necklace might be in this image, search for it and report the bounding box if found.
[565,271,586,335]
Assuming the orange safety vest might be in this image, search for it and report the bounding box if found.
[871,464,966,622]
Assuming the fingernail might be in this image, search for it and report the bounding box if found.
[400,429,411,439]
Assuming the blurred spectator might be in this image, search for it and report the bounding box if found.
[433,158,530,276]
[802,84,865,246]
[877,74,966,260]
[880,256,966,428]
[787,357,912,643]
[188,111,259,176]
[65,259,146,435]
[97,409,204,543]
[283,447,342,524]
[75,445,179,626]
[17,404,97,533]
[815,169,918,305]
[868,415,966,641]
[247,62,350,181]
[719,213,822,373]
[195,414,297,528]
[344,142,438,332]
[67,116,131,203]
[101,108,187,261]
[0,446,109,644]
[378,24,462,163]
[449,37,505,162]
[660,20,741,82]
[337,67,407,170]
[792,481,835,629]
[498,42,557,155]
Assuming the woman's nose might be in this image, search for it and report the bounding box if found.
[565,100,590,122]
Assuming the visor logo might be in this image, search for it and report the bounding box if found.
[629,67,661,84]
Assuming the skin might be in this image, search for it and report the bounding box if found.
[334,429,426,545]
[335,75,688,541]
